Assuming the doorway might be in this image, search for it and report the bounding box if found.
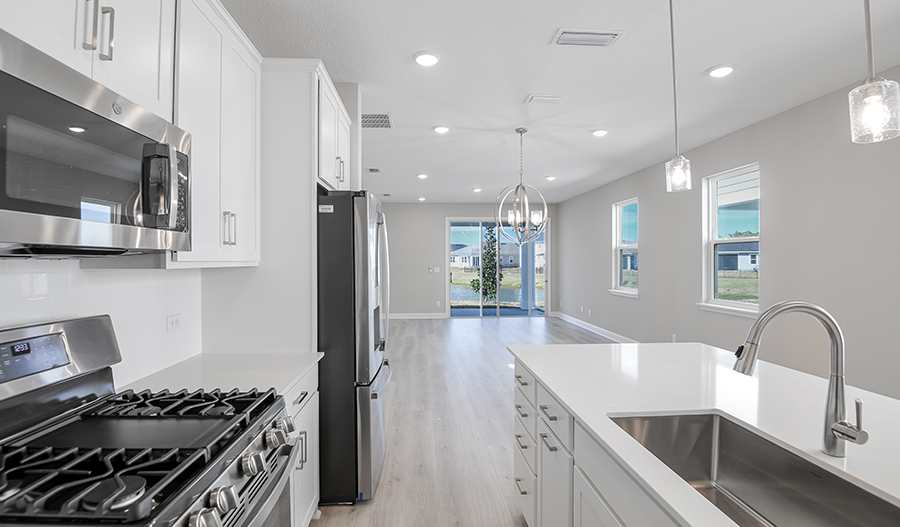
[448,220,546,317]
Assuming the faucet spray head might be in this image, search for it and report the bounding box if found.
[734,341,758,375]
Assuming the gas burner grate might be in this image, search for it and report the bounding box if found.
[0,445,209,522]
[92,388,270,418]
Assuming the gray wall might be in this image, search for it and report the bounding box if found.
[383,202,559,316]
[556,64,900,398]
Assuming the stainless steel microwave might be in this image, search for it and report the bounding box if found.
[0,28,190,258]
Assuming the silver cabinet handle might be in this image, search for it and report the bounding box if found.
[294,430,308,470]
[230,212,237,245]
[514,434,528,450]
[99,6,115,61]
[540,433,558,452]
[514,478,527,496]
[539,405,558,422]
[339,158,345,182]
[293,391,309,406]
[223,211,232,245]
[83,0,99,50]
[515,404,528,418]
[515,375,528,387]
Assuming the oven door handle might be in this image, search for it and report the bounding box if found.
[242,444,300,527]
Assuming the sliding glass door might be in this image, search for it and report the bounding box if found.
[449,220,545,318]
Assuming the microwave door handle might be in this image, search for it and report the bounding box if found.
[165,144,178,229]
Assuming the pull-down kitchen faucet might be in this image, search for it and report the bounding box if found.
[733,300,868,457]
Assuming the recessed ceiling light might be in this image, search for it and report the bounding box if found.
[417,174,428,179]
[545,176,557,181]
[707,64,734,78]
[68,126,86,133]
[591,129,608,137]
[418,197,426,201]
[473,188,482,192]
[433,126,449,134]
[414,51,440,66]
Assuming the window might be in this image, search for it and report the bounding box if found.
[611,198,638,296]
[701,164,759,315]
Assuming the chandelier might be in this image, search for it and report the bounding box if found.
[496,128,548,245]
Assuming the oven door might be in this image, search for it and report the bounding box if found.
[0,28,191,256]
[243,445,300,527]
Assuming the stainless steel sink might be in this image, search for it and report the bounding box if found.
[611,413,900,527]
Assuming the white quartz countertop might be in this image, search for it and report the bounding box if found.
[121,352,323,395]
[508,343,900,527]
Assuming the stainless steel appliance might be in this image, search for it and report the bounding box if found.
[317,189,391,503]
[0,28,191,258]
[0,316,296,527]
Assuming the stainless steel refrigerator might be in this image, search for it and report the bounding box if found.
[317,189,391,504]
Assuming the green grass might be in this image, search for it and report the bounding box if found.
[716,275,759,303]
[450,269,544,289]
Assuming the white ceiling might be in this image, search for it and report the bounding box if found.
[221,0,900,204]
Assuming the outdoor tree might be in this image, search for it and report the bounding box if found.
[470,225,503,300]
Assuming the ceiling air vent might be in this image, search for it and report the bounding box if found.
[526,94,565,104]
[553,29,623,47]
[382,193,392,197]
[367,168,381,173]
[361,113,392,128]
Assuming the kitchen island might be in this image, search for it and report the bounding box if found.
[508,342,900,526]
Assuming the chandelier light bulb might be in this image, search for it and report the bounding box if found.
[531,211,542,227]
[665,154,692,192]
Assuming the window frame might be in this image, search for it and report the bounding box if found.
[699,163,760,318]
[610,197,639,298]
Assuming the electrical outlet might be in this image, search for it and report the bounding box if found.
[428,266,433,273]
[672,334,677,342]
[588,309,591,316]
[580,306,584,313]
[166,314,182,333]
[436,300,441,307]
[434,266,440,273]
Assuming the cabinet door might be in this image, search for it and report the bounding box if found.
[220,36,259,262]
[337,115,350,190]
[90,0,175,120]
[574,468,623,527]
[538,420,573,527]
[318,82,339,190]
[0,0,93,77]
[171,0,223,263]
[292,392,319,527]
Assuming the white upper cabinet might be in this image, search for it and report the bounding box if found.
[0,0,175,120]
[318,78,352,191]
[171,0,260,267]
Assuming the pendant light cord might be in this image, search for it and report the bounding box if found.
[518,128,525,186]
[864,0,875,80]
[668,0,680,155]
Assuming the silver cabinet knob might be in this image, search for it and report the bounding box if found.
[241,452,265,477]
[188,508,222,527]
[265,428,287,448]
[209,485,239,514]
[276,416,296,434]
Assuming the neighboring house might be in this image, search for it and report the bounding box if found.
[717,242,759,271]
[450,242,520,268]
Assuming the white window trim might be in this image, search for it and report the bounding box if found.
[700,163,760,316]
[611,197,638,296]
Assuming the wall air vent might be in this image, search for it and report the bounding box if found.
[553,29,623,47]
[361,113,392,128]
[368,168,381,173]
[382,193,392,197]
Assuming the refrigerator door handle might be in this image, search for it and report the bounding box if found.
[370,360,392,399]
[378,212,390,351]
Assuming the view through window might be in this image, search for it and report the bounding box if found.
[708,166,760,305]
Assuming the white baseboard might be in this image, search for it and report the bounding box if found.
[389,313,448,319]
[551,312,637,343]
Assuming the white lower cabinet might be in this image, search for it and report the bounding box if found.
[515,446,537,527]
[574,467,623,527]
[537,419,573,527]
[292,391,319,527]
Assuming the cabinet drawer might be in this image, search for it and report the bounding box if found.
[574,423,678,527]
[515,386,536,440]
[537,383,573,452]
[515,412,537,473]
[514,445,537,527]
[514,361,536,406]
[283,368,318,417]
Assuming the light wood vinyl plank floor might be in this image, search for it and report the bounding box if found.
[311,317,611,527]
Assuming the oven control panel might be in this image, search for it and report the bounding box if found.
[0,333,70,383]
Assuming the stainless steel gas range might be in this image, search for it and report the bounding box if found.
[0,316,297,527]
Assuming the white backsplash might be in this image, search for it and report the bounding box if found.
[0,260,202,388]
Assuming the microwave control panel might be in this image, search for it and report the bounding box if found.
[0,333,70,383]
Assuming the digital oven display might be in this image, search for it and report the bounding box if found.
[11,341,31,356]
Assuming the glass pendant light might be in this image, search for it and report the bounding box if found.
[496,128,548,245]
[849,0,900,143]
[665,0,691,192]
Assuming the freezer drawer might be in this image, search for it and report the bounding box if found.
[356,358,391,500]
